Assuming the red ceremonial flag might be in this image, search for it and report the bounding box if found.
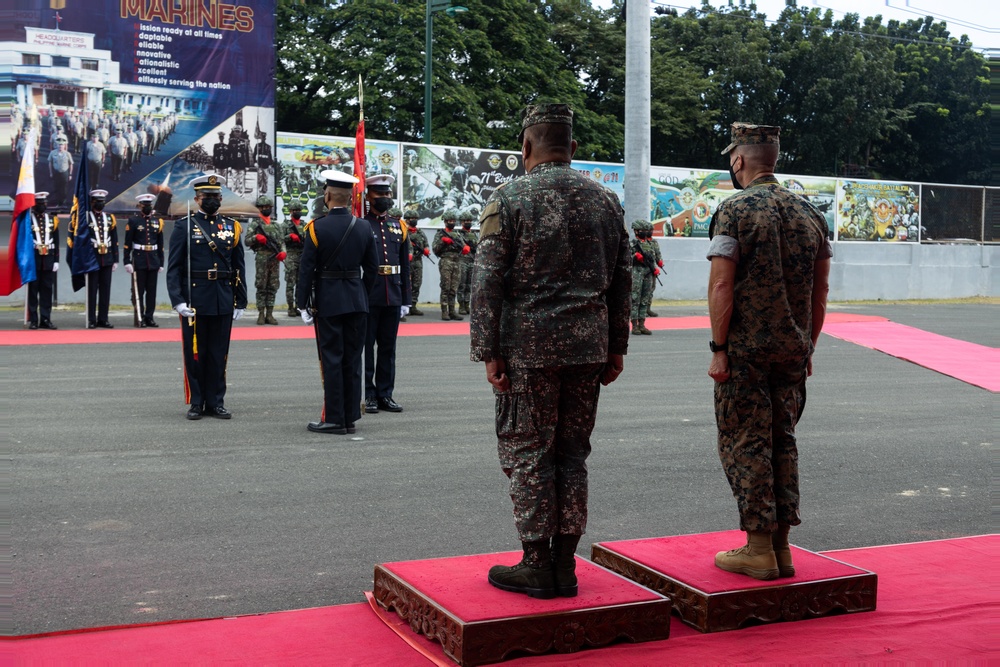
[352,76,366,217]
[2,129,38,296]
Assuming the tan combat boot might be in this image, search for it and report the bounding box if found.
[448,304,464,321]
[441,304,449,321]
[265,306,279,325]
[772,524,795,577]
[715,531,779,580]
[256,309,266,325]
[631,319,641,335]
[638,318,652,335]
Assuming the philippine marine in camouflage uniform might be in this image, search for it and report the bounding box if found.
[282,198,306,317]
[646,221,663,317]
[432,208,467,320]
[629,220,662,335]
[707,122,832,580]
[456,209,478,314]
[470,103,632,599]
[404,210,429,316]
[244,195,286,324]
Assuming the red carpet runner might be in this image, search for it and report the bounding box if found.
[6,535,995,665]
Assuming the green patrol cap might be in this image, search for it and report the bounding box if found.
[517,103,573,143]
[720,122,780,155]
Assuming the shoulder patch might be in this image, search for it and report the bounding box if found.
[307,220,318,246]
[52,215,59,230]
[479,200,501,239]
[234,220,242,240]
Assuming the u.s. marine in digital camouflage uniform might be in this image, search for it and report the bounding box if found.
[629,220,661,335]
[470,103,632,600]
[404,210,429,316]
[707,122,832,581]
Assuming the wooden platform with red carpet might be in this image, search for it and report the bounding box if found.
[7,534,994,665]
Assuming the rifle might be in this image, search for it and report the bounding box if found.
[252,220,285,261]
[634,240,663,286]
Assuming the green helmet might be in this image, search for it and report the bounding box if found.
[459,210,475,222]
[288,198,303,211]
[403,210,419,221]
[443,208,459,221]
[631,219,647,232]
[388,207,402,218]
[255,195,273,207]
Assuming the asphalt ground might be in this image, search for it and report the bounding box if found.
[6,301,996,635]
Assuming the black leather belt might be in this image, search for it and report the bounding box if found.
[321,270,361,279]
[191,269,232,280]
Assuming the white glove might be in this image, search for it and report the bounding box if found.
[124,264,134,274]
[158,267,164,273]
[174,303,195,318]
[233,308,245,321]
[301,310,314,325]
[52,262,59,273]
[400,305,410,318]
[112,263,118,272]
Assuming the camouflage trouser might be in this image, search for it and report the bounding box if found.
[457,258,474,304]
[284,249,301,307]
[254,253,281,308]
[630,267,654,320]
[438,255,461,306]
[714,357,807,533]
[410,259,423,303]
[495,363,604,542]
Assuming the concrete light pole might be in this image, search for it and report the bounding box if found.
[424,0,468,144]
[624,0,651,227]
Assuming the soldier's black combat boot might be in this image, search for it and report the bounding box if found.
[552,534,581,597]
[488,539,556,599]
[441,305,449,321]
[458,301,469,315]
[638,318,652,335]
[448,304,464,321]
[265,307,279,325]
[257,309,266,325]
[772,524,795,577]
[409,306,424,316]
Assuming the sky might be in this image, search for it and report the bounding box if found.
[592,0,999,51]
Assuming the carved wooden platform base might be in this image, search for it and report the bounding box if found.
[373,552,672,666]
[592,530,877,633]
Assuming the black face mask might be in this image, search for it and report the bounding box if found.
[728,158,744,191]
[291,212,302,220]
[34,203,47,214]
[372,197,393,214]
[140,204,152,215]
[92,201,105,212]
[444,222,455,230]
[259,207,273,217]
[462,223,472,230]
[201,198,221,215]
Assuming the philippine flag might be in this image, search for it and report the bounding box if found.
[2,128,38,296]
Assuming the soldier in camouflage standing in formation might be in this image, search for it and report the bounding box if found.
[404,210,429,316]
[471,103,632,599]
[630,220,663,335]
[245,195,286,324]
[708,122,831,580]
[456,210,479,315]
[282,198,306,317]
[432,208,468,321]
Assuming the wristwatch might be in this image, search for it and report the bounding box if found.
[709,340,728,353]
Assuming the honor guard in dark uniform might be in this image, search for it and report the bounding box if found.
[297,170,378,434]
[166,174,248,421]
[26,192,59,330]
[82,189,118,328]
[124,193,165,327]
[363,174,411,414]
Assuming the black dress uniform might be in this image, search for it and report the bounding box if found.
[166,177,247,419]
[84,191,118,328]
[363,175,411,413]
[27,195,59,329]
[124,198,165,327]
[298,188,378,433]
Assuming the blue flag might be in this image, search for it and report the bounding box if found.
[67,148,97,292]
